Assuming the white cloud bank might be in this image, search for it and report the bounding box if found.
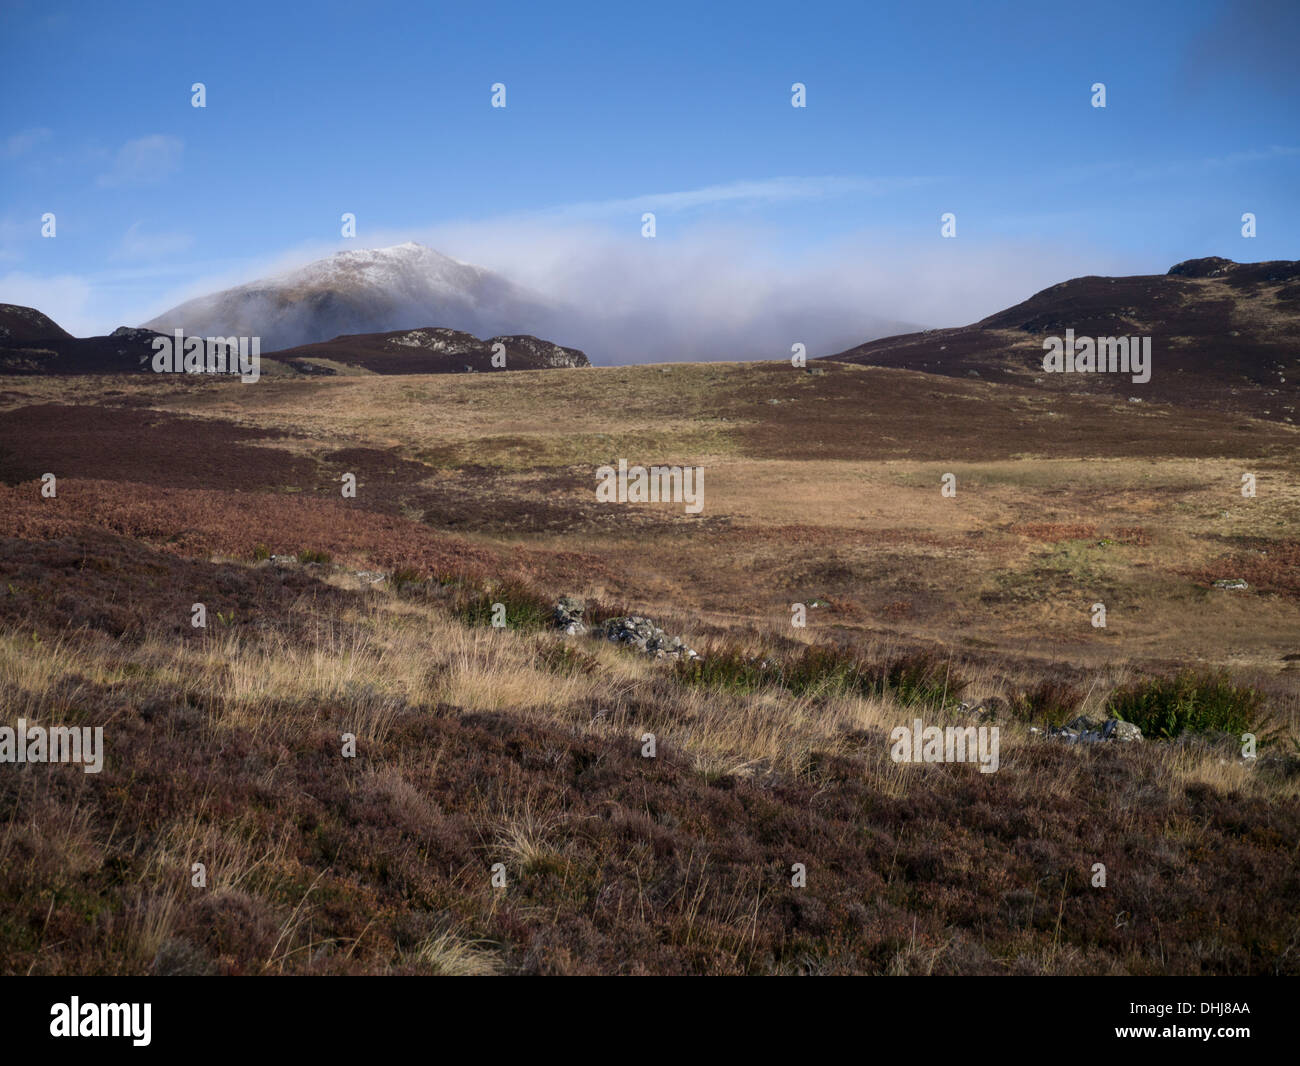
[6,176,1138,362]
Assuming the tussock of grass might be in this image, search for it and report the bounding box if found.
[1012,678,1087,728]
[488,799,568,879]
[534,639,599,676]
[404,929,501,976]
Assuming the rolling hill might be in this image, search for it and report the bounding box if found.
[0,304,589,376]
[822,257,1300,422]
[265,326,589,374]
[0,304,167,374]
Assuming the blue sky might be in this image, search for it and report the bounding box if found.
[1,0,1297,354]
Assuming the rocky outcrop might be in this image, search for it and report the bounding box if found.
[489,334,590,369]
[263,325,590,375]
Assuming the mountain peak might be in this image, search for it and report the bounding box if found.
[330,240,436,259]
[144,243,559,351]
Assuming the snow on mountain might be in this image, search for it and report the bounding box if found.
[144,242,565,352]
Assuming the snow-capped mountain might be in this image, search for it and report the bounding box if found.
[144,242,564,352]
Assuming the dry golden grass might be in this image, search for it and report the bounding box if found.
[1,573,1291,805]
[402,927,502,976]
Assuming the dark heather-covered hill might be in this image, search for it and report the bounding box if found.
[0,304,168,374]
[0,305,589,375]
[264,326,591,374]
[821,257,1300,422]
[0,304,72,346]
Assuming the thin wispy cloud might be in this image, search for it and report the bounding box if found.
[112,221,194,262]
[96,135,183,188]
[4,127,51,158]
[1077,145,1300,186]
[547,175,939,220]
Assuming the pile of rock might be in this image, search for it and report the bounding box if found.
[963,700,1143,743]
[553,596,588,636]
[1033,714,1143,744]
[601,616,699,661]
[551,596,698,661]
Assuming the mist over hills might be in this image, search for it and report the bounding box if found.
[5,253,1298,404]
[138,241,920,364]
[143,242,567,354]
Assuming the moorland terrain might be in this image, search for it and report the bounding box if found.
[1,258,1298,975]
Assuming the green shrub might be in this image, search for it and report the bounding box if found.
[673,646,772,693]
[453,580,553,632]
[1106,670,1267,739]
[297,549,332,566]
[879,651,965,708]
